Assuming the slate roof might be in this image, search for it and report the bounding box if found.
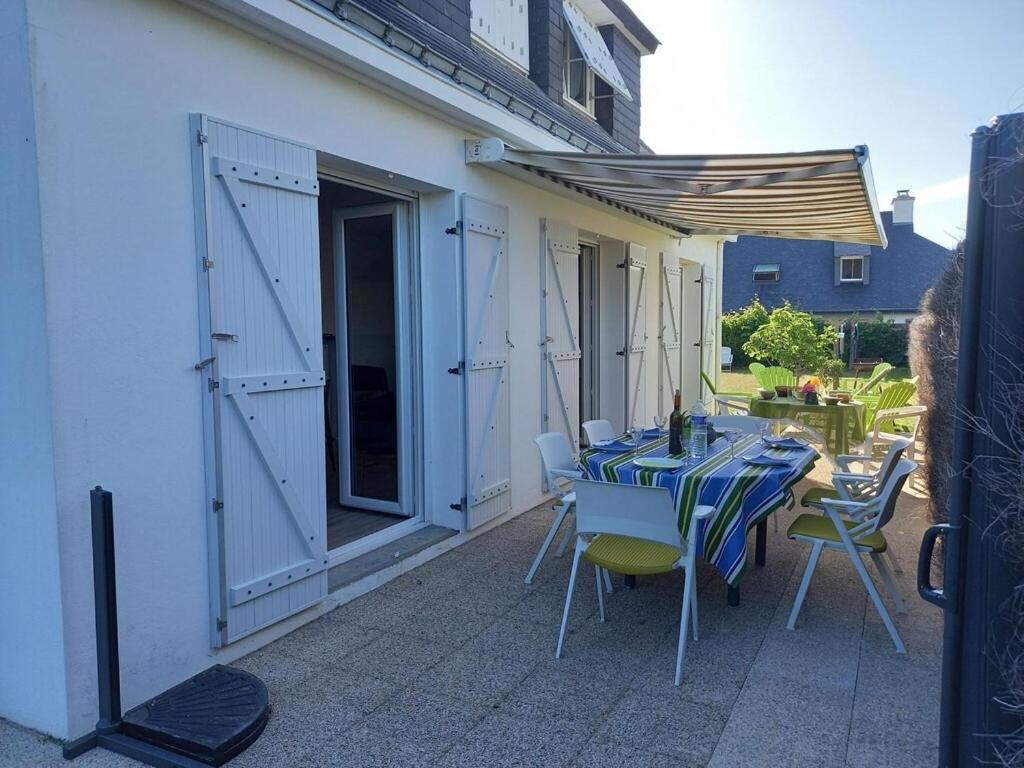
[722,212,954,315]
[308,0,627,152]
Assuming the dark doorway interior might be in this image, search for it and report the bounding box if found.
[318,178,406,551]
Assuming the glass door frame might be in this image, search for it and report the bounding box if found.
[332,202,414,517]
[578,240,600,435]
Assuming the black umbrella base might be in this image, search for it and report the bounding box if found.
[64,666,269,767]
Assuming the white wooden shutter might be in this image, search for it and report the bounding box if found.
[699,264,717,392]
[542,220,581,451]
[192,115,326,646]
[658,254,683,415]
[471,0,529,70]
[625,243,648,428]
[460,196,512,529]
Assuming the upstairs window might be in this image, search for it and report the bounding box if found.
[561,0,633,116]
[563,30,595,114]
[471,0,529,72]
[752,264,781,283]
[840,255,864,282]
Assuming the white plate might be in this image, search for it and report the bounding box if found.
[633,457,685,470]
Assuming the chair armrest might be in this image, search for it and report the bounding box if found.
[873,405,926,423]
[832,472,873,483]
[820,497,869,512]
[693,505,716,520]
[820,496,874,522]
[550,468,583,480]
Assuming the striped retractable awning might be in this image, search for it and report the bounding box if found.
[465,139,887,246]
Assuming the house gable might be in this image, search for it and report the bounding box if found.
[722,212,955,316]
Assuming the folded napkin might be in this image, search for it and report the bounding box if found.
[743,455,790,467]
[642,428,663,438]
[763,437,805,450]
[592,440,634,452]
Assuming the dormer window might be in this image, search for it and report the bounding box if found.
[561,0,633,115]
[840,256,864,282]
[563,30,595,114]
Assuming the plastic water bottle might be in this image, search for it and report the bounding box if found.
[690,401,708,459]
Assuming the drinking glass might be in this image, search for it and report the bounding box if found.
[630,423,644,455]
[653,415,667,433]
[760,421,773,445]
[723,429,741,459]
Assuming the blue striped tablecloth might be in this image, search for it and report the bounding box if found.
[579,433,817,585]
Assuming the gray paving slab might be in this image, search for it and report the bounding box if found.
[1,460,944,768]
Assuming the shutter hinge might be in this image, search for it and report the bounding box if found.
[211,332,238,342]
[216,617,227,631]
[448,362,464,375]
[208,378,220,392]
[203,257,214,270]
[445,221,463,236]
[449,498,466,511]
[616,262,626,269]
[212,498,223,513]
[197,130,208,145]
[194,356,215,371]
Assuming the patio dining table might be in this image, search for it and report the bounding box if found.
[749,396,866,455]
[579,432,817,605]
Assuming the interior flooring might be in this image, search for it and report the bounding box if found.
[327,504,407,551]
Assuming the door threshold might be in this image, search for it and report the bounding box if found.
[327,516,425,568]
[327,525,455,593]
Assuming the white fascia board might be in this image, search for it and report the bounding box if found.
[179,0,578,152]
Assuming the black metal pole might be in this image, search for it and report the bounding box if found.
[91,486,122,735]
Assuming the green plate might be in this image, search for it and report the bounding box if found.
[634,457,685,470]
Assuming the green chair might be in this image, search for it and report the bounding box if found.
[701,371,752,415]
[851,362,893,398]
[748,362,766,385]
[556,480,715,685]
[754,366,796,390]
[787,458,917,653]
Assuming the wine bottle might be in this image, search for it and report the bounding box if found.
[669,389,683,455]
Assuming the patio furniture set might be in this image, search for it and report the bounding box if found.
[528,403,920,687]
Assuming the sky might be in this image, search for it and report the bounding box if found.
[627,0,1024,248]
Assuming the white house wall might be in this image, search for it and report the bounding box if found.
[21,0,722,739]
[0,0,69,737]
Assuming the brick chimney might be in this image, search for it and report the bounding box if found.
[891,189,915,228]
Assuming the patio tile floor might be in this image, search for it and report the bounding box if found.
[0,460,941,767]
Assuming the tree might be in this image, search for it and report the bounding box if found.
[742,301,839,381]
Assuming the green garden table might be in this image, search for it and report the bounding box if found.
[749,396,866,455]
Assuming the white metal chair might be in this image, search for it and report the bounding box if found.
[555,480,715,686]
[786,458,917,653]
[855,405,927,464]
[581,419,616,446]
[713,395,750,415]
[527,433,613,593]
[721,346,733,371]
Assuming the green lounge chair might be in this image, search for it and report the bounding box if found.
[851,362,893,398]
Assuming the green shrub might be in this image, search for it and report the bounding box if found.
[857,313,909,366]
[721,298,769,368]
[908,251,962,524]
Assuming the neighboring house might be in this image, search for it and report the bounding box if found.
[722,191,954,323]
[1,0,884,745]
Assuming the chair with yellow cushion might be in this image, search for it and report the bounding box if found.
[801,437,912,576]
[787,458,916,653]
[555,479,715,686]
